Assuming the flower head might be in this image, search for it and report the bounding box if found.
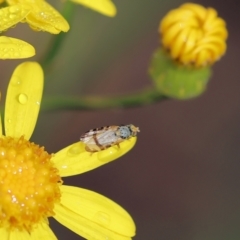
[0,0,69,34]
[0,62,136,239]
[70,0,117,17]
[159,3,228,67]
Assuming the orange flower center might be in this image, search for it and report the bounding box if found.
[0,136,62,231]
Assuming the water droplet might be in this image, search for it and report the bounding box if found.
[18,93,28,105]
[36,101,40,106]
[7,119,11,123]
[9,6,17,13]
[67,143,84,157]
[93,212,111,227]
[11,76,21,86]
[97,146,121,162]
[9,14,16,19]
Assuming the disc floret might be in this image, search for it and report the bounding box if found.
[0,136,62,231]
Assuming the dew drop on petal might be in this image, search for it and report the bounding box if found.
[9,14,16,20]
[9,5,20,14]
[13,52,21,58]
[97,146,121,162]
[18,93,28,105]
[67,143,82,157]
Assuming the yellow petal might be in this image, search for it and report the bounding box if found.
[5,62,43,140]
[26,15,61,34]
[9,229,32,240]
[25,1,69,34]
[203,8,218,29]
[170,27,191,58]
[0,36,35,59]
[160,9,193,33]
[0,114,2,137]
[70,0,117,17]
[0,92,2,136]
[6,0,18,4]
[0,4,31,31]
[0,227,9,240]
[30,222,57,240]
[52,137,137,177]
[161,23,182,48]
[54,186,135,240]
[180,3,206,20]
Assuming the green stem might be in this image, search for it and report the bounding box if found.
[41,87,168,111]
[40,1,75,69]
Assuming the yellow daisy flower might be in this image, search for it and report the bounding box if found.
[159,3,228,67]
[0,36,35,59]
[0,62,136,239]
[70,0,117,17]
[0,0,69,34]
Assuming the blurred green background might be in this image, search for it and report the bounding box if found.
[1,0,240,239]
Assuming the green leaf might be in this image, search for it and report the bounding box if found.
[149,48,212,99]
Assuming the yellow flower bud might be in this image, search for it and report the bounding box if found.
[159,3,228,67]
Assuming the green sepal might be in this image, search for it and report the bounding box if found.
[149,48,212,99]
